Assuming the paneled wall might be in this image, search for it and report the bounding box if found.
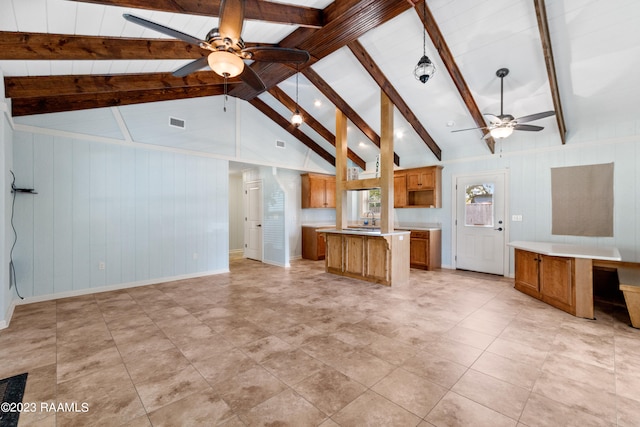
[1,113,12,327]
[10,131,229,299]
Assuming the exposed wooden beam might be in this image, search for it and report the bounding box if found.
[68,0,324,28]
[229,0,413,100]
[268,86,366,170]
[248,97,336,167]
[302,67,400,167]
[348,40,442,161]
[5,72,238,98]
[534,0,567,144]
[10,85,226,117]
[412,0,496,153]
[0,31,206,60]
[0,31,272,60]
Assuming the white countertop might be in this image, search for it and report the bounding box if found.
[318,228,410,236]
[509,241,622,261]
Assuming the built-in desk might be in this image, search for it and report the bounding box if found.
[509,241,621,318]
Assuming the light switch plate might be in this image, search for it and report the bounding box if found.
[512,215,523,222]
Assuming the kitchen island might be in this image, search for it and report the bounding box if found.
[320,228,410,286]
[509,241,621,318]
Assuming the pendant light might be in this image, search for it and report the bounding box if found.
[414,0,436,84]
[291,64,303,127]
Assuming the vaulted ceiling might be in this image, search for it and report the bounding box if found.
[1,0,638,169]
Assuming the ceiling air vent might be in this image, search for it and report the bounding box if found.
[276,140,286,149]
[169,116,186,129]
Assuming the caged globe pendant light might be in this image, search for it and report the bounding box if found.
[414,0,436,84]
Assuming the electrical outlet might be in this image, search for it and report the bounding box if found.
[511,215,523,222]
[193,253,198,260]
[99,262,106,270]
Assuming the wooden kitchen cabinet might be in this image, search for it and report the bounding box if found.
[514,249,575,315]
[301,173,336,208]
[393,173,407,208]
[406,167,435,190]
[323,232,407,286]
[408,229,441,270]
[394,166,442,208]
[302,226,327,260]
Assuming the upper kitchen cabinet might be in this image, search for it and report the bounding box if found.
[395,166,442,208]
[301,173,336,209]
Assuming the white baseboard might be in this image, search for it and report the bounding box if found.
[0,269,229,329]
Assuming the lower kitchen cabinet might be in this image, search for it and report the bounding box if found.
[302,226,327,260]
[323,232,409,286]
[514,249,575,315]
[407,229,441,270]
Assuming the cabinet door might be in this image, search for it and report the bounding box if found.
[317,232,326,259]
[309,177,327,208]
[406,171,423,190]
[324,177,336,208]
[421,169,435,188]
[409,238,428,268]
[365,237,390,283]
[394,174,407,207]
[325,234,343,272]
[344,235,365,276]
[514,249,540,296]
[540,255,574,313]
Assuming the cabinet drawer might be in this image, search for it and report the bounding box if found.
[410,230,429,239]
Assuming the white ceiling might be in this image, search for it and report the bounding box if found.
[2,0,639,168]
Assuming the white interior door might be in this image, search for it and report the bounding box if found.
[455,171,507,275]
[244,180,263,261]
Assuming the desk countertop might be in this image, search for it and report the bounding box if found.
[509,240,621,261]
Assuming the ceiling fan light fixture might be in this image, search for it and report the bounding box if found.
[208,51,244,77]
[490,126,514,139]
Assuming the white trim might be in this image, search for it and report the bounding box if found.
[110,107,133,142]
[0,301,17,330]
[451,168,510,276]
[263,259,290,268]
[0,269,228,329]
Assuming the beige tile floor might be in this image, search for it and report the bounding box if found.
[1,258,639,426]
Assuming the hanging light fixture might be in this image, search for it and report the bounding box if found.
[207,51,244,78]
[490,126,514,139]
[414,0,436,84]
[291,64,303,127]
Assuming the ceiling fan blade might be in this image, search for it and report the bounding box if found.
[240,66,266,91]
[243,47,310,64]
[515,110,555,124]
[483,114,502,125]
[123,14,204,46]
[172,57,209,77]
[219,0,245,43]
[514,124,544,132]
[451,125,489,133]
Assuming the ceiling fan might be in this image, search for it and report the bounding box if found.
[453,68,555,139]
[123,0,310,92]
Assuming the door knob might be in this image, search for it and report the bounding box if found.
[494,227,503,231]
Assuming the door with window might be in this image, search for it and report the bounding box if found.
[244,180,263,261]
[455,171,507,275]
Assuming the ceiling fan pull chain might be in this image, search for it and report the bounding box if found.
[224,73,228,112]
